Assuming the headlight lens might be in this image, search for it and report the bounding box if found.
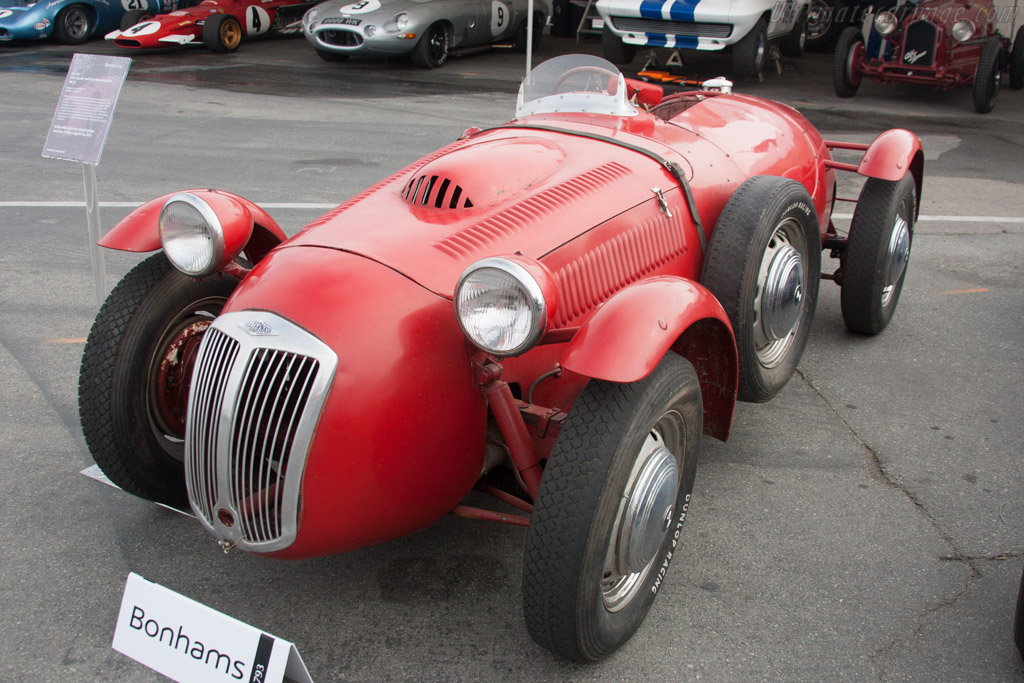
[455,258,549,356]
[951,20,974,42]
[364,24,378,37]
[304,7,318,24]
[874,11,898,36]
[159,193,224,277]
[385,12,409,32]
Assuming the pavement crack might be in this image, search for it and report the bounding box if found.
[794,369,982,678]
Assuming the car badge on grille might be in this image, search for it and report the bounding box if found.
[904,49,927,64]
[239,320,279,336]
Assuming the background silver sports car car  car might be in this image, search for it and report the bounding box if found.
[302,0,548,67]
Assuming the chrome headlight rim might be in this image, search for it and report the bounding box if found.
[384,12,409,32]
[159,192,225,278]
[874,11,898,36]
[455,257,550,357]
[951,19,974,42]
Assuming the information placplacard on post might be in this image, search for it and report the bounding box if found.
[42,53,132,306]
[113,573,314,683]
[43,53,131,166]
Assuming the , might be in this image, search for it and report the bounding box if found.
[78,54,923,661]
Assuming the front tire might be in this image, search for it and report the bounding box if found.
[833,26,864,97]
[522,353,702,662]
[78,254,238,507]
[203,13,243,53]
[840,173,916,335]
[1010,26,1024,89]
[732,18,767,77]
[701,176,821,403]
[601,26,637,65]
[972,35,1004,113]
[410,22,451,68]
[780,8,807,59]
[53,4,94,44]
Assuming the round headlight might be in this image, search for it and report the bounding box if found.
[951,20,974,42]
[304,7,318,24]
[874,11,898,36]
[455,258,551,357]
[392,12,410,31]
[364,24,378,37]
[159,193,224,277]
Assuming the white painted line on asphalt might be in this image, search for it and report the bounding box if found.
[2,203,1023,222]
[832,213,1024,223]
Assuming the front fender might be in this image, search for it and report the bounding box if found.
[560,277,738,440]
[858,129,924,214]
[98,189,287,264]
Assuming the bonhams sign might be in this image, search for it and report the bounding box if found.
[113,573,312,683]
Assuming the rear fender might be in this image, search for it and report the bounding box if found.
[858,129,924,215]
[559,277,738,441]
[98,189,287,264]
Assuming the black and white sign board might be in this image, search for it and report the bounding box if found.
[42,53,130,166]
[42,52,132,307]
[113,573,313,683]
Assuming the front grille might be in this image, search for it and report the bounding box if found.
[403,174,474,209]
[317,28,362,47]
[902,20,937,66]
[185,312,337,553]
[609,17,732,39]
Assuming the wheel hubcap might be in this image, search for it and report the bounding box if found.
[882,215,910,307]
[753,221,806,368]
[603,421,681,611]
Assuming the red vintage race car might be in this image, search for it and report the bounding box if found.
[833,0,1024,113]
[79,54,923,662]
[104,0,314,51]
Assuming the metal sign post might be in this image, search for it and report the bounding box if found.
[42,53,132,308]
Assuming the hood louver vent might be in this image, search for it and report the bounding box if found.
[402,174,474,210]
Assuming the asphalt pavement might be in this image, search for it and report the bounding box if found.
[1,33,1022,682]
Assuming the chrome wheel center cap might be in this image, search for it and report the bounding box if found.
[616,446,679,576]
[761,244,805,341]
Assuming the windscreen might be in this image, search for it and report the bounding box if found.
[515,54,638,118]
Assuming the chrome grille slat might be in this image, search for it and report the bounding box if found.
[186,328,239,522]
[185,312,338,553]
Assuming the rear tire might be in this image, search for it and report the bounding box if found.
[806,0,846,51]
[732,18,767,77]
[972,35,1004,113]
[512,11,544,52]
[601,26,636,65]
[840,174,916,335]
[522,353,702,662]
[78,254,238,507]
[203,13,243,53]
[700,176,820,403]
[833,26,864,97]
[410,22,451,68]
[52,4,94,44]
[119,9,151,31]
